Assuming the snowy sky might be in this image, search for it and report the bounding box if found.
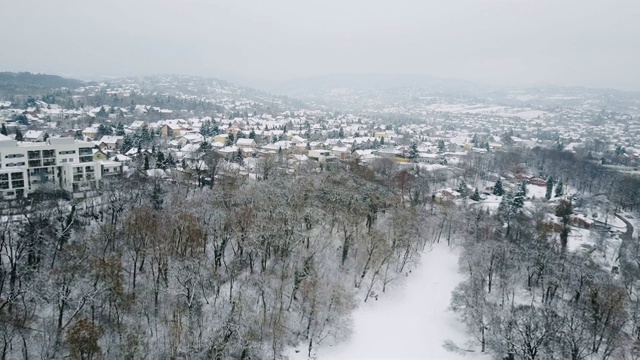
[2,0,640,90]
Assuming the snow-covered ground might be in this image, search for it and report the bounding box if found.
[286,244,488,360]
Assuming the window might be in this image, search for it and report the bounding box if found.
[59,150,76,155]
[42,149,55,158]
[11,180,24,188]
[10,172,23,180]
[0,174,8,181]
[5,153,24,159]
[28,150,41,159]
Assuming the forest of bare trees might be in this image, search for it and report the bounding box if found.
[1,146,640,359]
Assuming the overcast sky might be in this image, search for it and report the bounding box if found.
[2,0,639,90]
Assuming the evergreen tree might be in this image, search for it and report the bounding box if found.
[545,176,554,200]
[457,181,469,198]
[122,134,135,153]
[155,151,166,170]
[150,182,165,210]
[555,180,564,197]
[140,126,151,145]
[74,130,83,140]
[96,123,113,139]
[492,179,504,196]
[200,119,211,137]
[408,142,419,161]
[512,189,525,209]
[15,114,29,125]
[249,128,256,139]
[96,106,107,118]
[338,127,344,138]
[15,128,24,141]
[520,180,527,198]
[144,154,149,171]
[470,188,481,201]
[166,152,176,167]
[0,123,7,136]
[115,122,125,136]
[233,148,244,166]
[380,137,385,146]
[199,141,212,152]
[437,139,446,152]
[226,132,235,146]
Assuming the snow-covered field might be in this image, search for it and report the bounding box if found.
[286,244,488,360]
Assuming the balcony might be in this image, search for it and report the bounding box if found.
[42,150,55,158]
[29,160,42,167]
[43,159,56,166]
[27,151,41,159]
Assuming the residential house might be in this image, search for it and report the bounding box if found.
[98,135,123,150]
[24,130,45,142]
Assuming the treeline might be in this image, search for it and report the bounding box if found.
[0,161,439,359]
[0,72,87,97]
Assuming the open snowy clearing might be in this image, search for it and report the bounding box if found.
[286,244,489,360]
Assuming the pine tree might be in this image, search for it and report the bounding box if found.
[115,122,125,136]
[226,132,235,146]
[155,151,166,170]
[520,180,527,198]
[249,128,256,139]
[15,128,24,141]
[545,176,554,200]
[555,180,564,197]
[0,123,7,136]
[437,139,446,152]
[408,142,419,161]
[338,127,344,138]
[512,189,524,209]
[492,179,504,196]
[457,181,468,198]
[470,188,481,201]
[150,182,164,210]
[96,106,107,118]
[233,148,244,166]
[380,137,385,146]
[143,154,149,171]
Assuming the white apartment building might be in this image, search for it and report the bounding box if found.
[0,135,123,200]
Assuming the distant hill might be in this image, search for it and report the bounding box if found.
[268,74,492,98]
[0,72,87,96]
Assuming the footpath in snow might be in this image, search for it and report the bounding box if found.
[287,243,488,360]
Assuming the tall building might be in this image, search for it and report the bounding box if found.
[0,135,122,200]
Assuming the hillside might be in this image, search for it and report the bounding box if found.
[0,71,87,96]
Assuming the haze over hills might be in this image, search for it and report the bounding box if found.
[0,72,91,96]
